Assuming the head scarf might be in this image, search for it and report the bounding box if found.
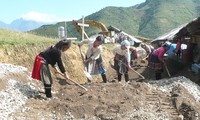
[121,40,130,48]
[162,41,171,47]
[54,39,71,50]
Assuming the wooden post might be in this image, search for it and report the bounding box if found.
[77,16,89,40]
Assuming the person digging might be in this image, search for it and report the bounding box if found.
[148,42,171,80]
[32,39,72,99]
[112,40,132,82]
[78,35,107,83]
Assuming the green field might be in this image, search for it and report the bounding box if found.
[0,28,57,45]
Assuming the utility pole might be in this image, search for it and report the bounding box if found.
[65,21,67,38]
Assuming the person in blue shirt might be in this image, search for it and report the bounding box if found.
[165,43,176,55]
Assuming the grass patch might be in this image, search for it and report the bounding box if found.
[0,29,57,45]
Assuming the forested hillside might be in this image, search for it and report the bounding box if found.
[30,0,200,39]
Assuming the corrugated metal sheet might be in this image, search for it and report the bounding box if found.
[152,24,187,42]
[152,17,200,43]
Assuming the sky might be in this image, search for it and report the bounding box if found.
[1,0,145,24]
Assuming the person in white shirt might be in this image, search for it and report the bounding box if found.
[113,40,131,82]
[78,35,107,83]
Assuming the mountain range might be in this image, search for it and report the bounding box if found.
[0,18,50,31]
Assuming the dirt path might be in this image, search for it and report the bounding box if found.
[10,81,178,119]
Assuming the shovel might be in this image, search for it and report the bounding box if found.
[57,71,88,91]
[78,46,93,81]
[130,67,145,79]
[164,62,171,77]
[119,61,145,79]
[110,58,145,79]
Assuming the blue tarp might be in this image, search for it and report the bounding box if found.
[166,43,187,54]
[166,43,177,54]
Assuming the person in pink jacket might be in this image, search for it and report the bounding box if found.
[148,42,171,80]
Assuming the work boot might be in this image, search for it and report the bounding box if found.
[101,73,107,83]
[118,73,122,82]
[125,73,129,82]
[44,84,52,98]
[155,73,161,80]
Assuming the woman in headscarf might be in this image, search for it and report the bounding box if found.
[32,39,71,99]
[148,42,171,80]
[78,35,107,83]
[113,40,132,82]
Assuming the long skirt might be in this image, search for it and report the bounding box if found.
[40,62,52,85]
[148,52,163,73]
[114,54,128,74]
[86,56,107,75]
[40,61,53,98]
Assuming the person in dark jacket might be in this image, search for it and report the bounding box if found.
[38,39,71,99]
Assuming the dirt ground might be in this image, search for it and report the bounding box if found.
[1,43,200,120]
[6,57,200,120]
